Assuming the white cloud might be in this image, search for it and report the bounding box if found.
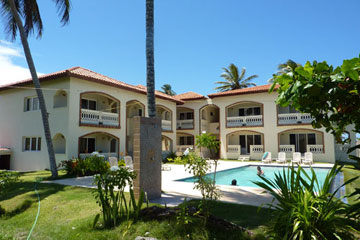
[0,40,43,86]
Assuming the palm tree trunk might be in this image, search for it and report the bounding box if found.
[146,0,156,118]
[9,0,58,178]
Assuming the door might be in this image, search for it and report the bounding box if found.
[290,134,307,153]
[239,135,246,155]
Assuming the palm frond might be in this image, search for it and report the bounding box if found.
[0,0,20,40]
[52,0,71,25]
[22,0,43,37]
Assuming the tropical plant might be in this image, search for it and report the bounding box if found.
[0,0,71,178]
[270,56,360,167]
[195,133,221,185]
[215,64,258,92]
[0,170,19,216]
[146,0,156,117]
[160,84,176,96]
[254,164,359,239]
[60,156,109,177]
[268,59,301,82]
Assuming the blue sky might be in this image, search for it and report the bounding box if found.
[0,0,360,95]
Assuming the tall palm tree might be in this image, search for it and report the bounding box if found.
[160,84,176,96]
[268,59,301,82]
[146,0,156,118]
[215,64,258,92]
[1,0,71,178]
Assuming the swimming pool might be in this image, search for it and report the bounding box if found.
[177,165,331,188]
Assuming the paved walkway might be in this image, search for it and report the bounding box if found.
[45,161,334,207]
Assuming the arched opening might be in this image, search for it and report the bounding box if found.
[176,107,194,130]
[126,100,145,156]
[162,135,173,152]
[156,105,172,131]
[277,104,312,125]
[54,90,67,108]
[53,133,66,154]
[226,130,264,158]
[176,133,194,153]
[278,128,324,154]
[80,92,120,128]
[225,101,263,127]
[78,132,119,159]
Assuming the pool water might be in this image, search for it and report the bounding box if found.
[177,165,330,188]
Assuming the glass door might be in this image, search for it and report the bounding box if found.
[239,135,247,155]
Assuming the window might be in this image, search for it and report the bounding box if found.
[179,112,193,120]
[307,133,316,145]
[110,139,117,153]
[23,137,41,151]
[179,136,193,145]
[81,99,97,110]
[237,107,261,116]
[79,138,96,153]
[24,97,39,112]
[138,109,143,116]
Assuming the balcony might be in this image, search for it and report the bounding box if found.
[227,145,264,159]
[177,119,194,130]
[80,109,119,127]
[279,144,324,154]
[227,115,263,127]
[161,120,172,131]
[278,113,313,125]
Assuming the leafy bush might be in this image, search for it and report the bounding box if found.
[254,164,359,239]
[60,156,110,177]
[93,168,148,228]
[163,151,177,163]
[0,170,19,194]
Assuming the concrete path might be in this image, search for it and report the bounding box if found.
[45,161,334,207]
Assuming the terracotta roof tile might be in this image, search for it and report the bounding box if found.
[207,84,278,98]
[174,91,206,101]
[0,67,183,104]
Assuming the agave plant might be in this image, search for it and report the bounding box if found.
[253,164,359,239]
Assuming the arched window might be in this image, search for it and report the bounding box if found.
[54,90,67,108]
[53,133,66,154]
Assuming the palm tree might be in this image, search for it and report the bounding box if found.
[215,64,258,92]
[146,0,156,118]
[1,0,71,178]
[268,59,301,82]
[160,84,176,96]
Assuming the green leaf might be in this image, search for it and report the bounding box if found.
[348,70,359,80]
[296,66,311,80]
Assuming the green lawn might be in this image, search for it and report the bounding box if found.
[343,166,360,204]
[0,171,271,240]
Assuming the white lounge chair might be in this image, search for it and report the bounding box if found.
[262,152,272,164]
[108,157,118,167]
[124,156,133,169]
[276,152,286,164]
[292,152,301,164]
[303,152,313,165]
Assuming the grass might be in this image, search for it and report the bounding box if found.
[342,165,360,204]
[0,170,271,240]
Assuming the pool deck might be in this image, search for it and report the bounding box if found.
[47,161,334,207]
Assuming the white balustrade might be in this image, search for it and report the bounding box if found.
[250,145,264,154]
[176,145,193,152]
[307,145,324,154]
[81,109,119,127]
[227,115,263,127]
[278,113,313,125]
[177,119,194,129]
[161,120,172,131]
[227,145,240,154]
[79,152,118,160]
[279,145,295,153]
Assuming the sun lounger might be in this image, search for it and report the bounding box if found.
[262,152,272,164]
[292,152,301,164]
[303,152,313,165]
[276,152,286,164]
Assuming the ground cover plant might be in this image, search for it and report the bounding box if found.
[0,170,271,240]
[60,156,110,177]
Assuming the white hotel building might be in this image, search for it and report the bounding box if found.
[0,67,355,171]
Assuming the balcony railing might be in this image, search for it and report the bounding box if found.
[227,145,240,154]
[307,145,324,154]
[227,115,263,127]
[79,152,118,160]
[81,109,119,127]
[278,113,312,125]
[177,119,194,129]
[250,145,264,154]
[176,145,193,152]
[161,120,172,131]
[227,145,263,155]
[279,145,295,153]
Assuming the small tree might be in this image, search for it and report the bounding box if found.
[270,56,360,167]
[195,133,220,185]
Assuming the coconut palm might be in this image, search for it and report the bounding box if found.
[268,59,301,82]
[215,64,258,92]
[160,84,176,96]
[146,0,156,117]
[1,0,71,178]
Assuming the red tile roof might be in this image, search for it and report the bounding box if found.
[0,66,183,104]
[207,84,278,98]
[174,91,206,101]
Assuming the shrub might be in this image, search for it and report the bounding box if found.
[254,164,359,239]
[163,151,177,163]
[60,156,110,177]
[0,170,19,194]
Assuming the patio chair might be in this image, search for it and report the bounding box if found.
[276,152,286,164]
[124,156,133,169]
[262,152,272,164]
[303,152,313,165]
[108,157,118,167]
[292,152,301,164]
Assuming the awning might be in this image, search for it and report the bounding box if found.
[0,148,12,155]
